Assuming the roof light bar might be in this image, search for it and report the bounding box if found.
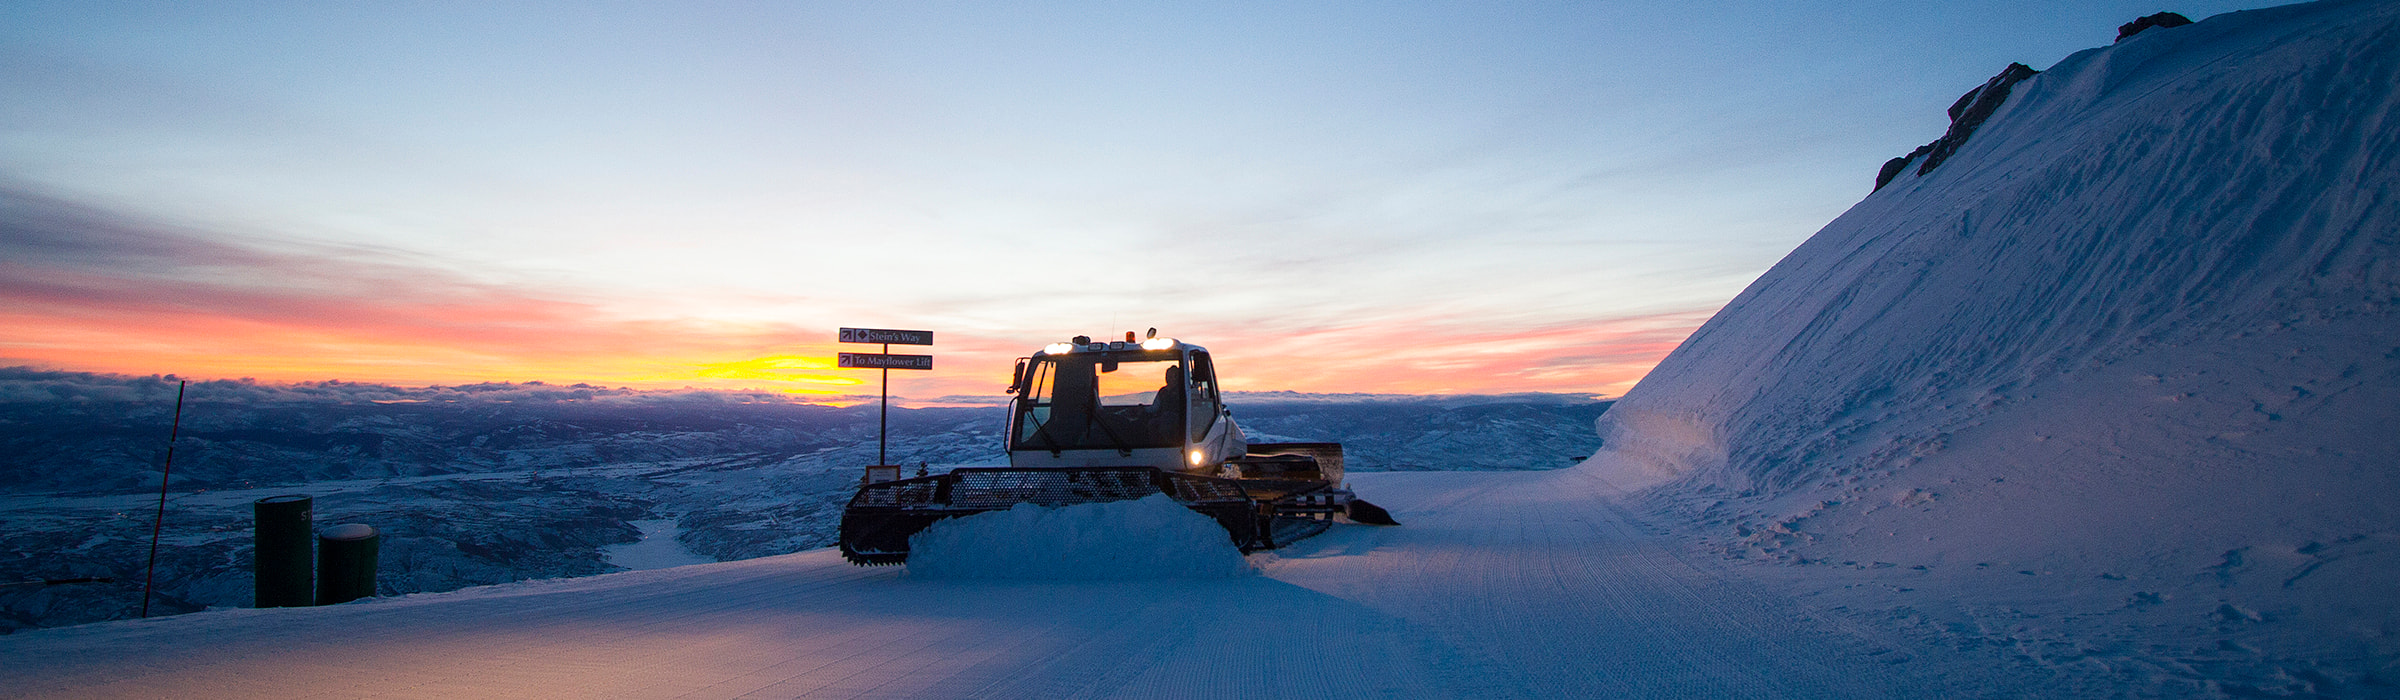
[1040,334,1183,354]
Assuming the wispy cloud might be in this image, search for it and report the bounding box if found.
[0,366,841,407]
[1196,309,1711,398]
[0,185,845,387]
[0,185,1708,400]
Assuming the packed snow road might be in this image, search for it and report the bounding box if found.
[0,469,2035,698]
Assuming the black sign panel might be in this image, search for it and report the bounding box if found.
[839,352,933,370]
[839,328,933,345]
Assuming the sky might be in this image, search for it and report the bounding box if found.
[0,1,2295,404]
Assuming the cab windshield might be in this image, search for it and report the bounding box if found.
[1013,350,1185,451]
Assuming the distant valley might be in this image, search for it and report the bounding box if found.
[0,369,1606,633]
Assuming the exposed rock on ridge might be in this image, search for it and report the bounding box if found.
[1875,11,2201,192]
[1874,63,2041,191]
[2117,11,2194,41]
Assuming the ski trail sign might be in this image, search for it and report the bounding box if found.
[839,328,932,346]
[837,353,933,370]
[838,327,934,469]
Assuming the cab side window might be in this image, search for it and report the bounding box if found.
[1188,352,1222,437]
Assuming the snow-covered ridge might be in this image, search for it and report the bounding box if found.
[1586,0,2399,690]
[1594,0,2395,493]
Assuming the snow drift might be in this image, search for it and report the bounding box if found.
[1584,0,2399,688]
[904,495,1255,580]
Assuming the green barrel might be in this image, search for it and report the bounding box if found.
[252,495,314,608]
[315,523,380,605]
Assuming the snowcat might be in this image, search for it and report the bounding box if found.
[838,331,1397,565]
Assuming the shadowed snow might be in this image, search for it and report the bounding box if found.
[905,495,1255,580]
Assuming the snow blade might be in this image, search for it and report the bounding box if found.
[1344,498,1399,526]
[839,466,1259,565]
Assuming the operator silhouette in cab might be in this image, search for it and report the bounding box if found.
[1150,365,1187,442]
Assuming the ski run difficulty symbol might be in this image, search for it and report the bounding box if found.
[838,328,933,467]
[839,328,932,345]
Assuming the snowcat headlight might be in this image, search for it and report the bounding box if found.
[1043,343,1074,354]
[1187,448,1207,467]
[1140,337,1174,350]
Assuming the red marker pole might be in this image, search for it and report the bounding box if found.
[140,380,187,618]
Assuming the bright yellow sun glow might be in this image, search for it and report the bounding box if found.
[1,299,1703,405]
[693,355,861,390]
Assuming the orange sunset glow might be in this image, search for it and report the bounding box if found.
[0,184,1713,402]
[0,297,1702,404]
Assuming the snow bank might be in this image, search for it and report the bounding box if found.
[1582,0,2400,690]
[1588,407,1724,492]
[905,494,1255,580]
[1592,0,2399,492]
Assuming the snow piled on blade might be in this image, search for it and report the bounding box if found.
[904,494,1255,580]
[1582,0,2400,689]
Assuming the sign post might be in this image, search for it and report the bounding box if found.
[837,328,933,468]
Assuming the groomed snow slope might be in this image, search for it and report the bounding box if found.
[1584,0,2399,691]
[0,471,2063,699]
